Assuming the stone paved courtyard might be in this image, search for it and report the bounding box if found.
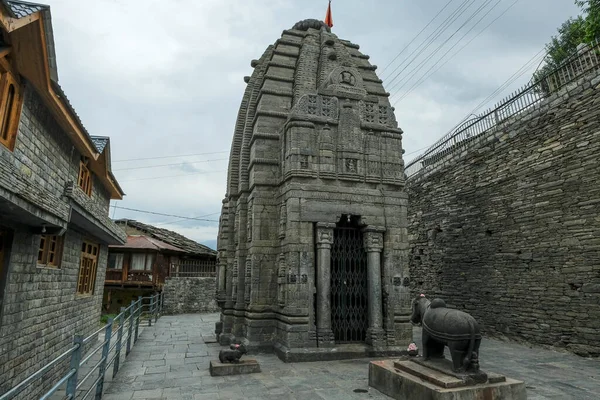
[103,314,600,400]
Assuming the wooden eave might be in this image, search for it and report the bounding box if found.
[0,8,124,200]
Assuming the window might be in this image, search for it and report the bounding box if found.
[78,157,92,196]
[77,240,99,295]
[37,235,63,267]
[130,253,154,271]
[107,253,124,270]
[0,72,21,151]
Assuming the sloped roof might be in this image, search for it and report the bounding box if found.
[110,235,185,252]
[114,219,217,256]
[3,0,47,19]
[91,136,109,153]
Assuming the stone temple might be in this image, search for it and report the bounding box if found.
[216,19,410,361]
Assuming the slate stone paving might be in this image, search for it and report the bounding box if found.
[103,314,600,400]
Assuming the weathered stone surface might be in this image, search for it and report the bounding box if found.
[369,360,526,400]
[163,277,218,314]
[217,20,411,359]
[407,70,600,357]
[209,359,261,376]
[0,84,123,397]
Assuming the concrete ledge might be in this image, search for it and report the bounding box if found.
[209,359,261,376]
[369,360,526,400]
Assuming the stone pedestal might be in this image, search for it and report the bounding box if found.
[369,359,526,400]
[209,359,261,376]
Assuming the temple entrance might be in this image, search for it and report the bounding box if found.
[330,215,368,343]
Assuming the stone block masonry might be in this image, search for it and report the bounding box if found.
[407,70,600,357]
[0,229,108,398]
[163,277,218,314]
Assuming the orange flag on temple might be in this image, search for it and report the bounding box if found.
[325,1,333,28]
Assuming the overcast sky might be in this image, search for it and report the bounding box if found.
[45,0,580,249]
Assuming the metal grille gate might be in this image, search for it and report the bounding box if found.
[330,225,368,343]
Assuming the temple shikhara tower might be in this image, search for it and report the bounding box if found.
[216,19,411,361]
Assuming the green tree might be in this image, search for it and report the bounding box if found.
[575,0,600,42]
[533,1,600,88]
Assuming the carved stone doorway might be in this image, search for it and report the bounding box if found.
[330,215,368,343]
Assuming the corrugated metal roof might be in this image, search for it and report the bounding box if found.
[3,0,47,19]
[110,235,185,252]
[91,136,109,153]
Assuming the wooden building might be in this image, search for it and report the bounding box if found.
[103,219,217,313]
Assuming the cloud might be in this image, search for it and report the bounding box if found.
[43,0,580,246]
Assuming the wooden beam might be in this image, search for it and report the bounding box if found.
[0,7,41,32]
[0,46,12,59]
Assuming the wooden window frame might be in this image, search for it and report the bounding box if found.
[37,234,64,268]
[129,252,154,271]
[77,240,99,296]
[78,158,93,196]
[107,253,124,270]
[0,71,22,152]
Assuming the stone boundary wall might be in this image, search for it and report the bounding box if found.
[162,277,218,314]
[407,71,600,357]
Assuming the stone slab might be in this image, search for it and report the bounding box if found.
[209,359,261,377]
[395,357,495,387]
[274,342,407,362]
[203,336,218,344]
[369,360,527,400]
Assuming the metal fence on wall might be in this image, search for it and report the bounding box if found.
[0,293,164,400]
[170,259,217,278]
[404,41,600,179]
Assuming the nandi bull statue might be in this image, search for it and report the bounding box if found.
[218,343,248,363]
[411,294,482,373]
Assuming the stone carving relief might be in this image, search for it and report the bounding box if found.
[247,200,253,242]
[279,204,287,239]
[321,66,366,98]
[368,161,380,175]
[345,158,358,174]
[317,227,334,246]
[244,257,252,305]
[360,101,398,128]
[293,94,339,119]
[382,162,403,180]
[300,155,309,169]
[277,254,286,307]
[364,230,384,252]
[340,70,356,86]
[233,213,239,245]
[232,259,238,297]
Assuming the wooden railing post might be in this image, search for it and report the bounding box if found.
[95,318,113,399]
[134,296,142,342]
[65,335,83,399]
[113,308,125,378]
[126,300,134,355]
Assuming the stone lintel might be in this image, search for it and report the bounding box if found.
[209,359,261,376]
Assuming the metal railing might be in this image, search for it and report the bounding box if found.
[405,40,600,179]
[0,293,165,400]
[170,260,216,278]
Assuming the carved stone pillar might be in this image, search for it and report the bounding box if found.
[217,253,226,307]
[363,226,386,347]
[315,222,335,346]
